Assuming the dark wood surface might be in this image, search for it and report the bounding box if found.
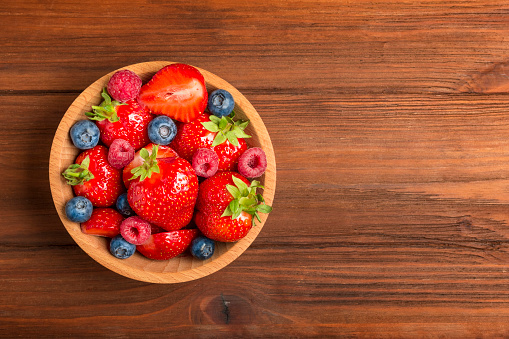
[3,0,509,337]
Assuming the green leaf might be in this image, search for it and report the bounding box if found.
[257,204,273,214]
[232,126,251,139]
[221,206,233,217]
[129,145,160,181]
[226,131,239,146]
[239,196,256,207]
[232,205,242,220]
[150,144,159,159]
[232,175,249,195]
[256,193,265,203]
[226,184,241,199]
[61,156,95,185]
[229,199,239,213]
[109,112,120,123]
[81,156,90,168]
[218,117,228,130]
[201,121,220,132]
[244,206,258,214]
[85,111,106,121]
[85,88,124,123]
[250,180,261,188]
[237,120,249,129]
[254,211,262,222]
[209,115,221,124]
[130,166,145,180]
[212,132,227,147]
[101,88,111,104]
[225,116,234,125]
[140,147,149,160]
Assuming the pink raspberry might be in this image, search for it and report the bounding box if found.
[120,216,151,245]
[192,148,219,178]
[108,139,135,169]
[107,70,142,103]
[237,147,267,178]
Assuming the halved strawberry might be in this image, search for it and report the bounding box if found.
[81,208,124,237]
[138,63,208,123]
[136,229,199,260]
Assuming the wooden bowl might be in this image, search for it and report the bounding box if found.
[49,61,276,283]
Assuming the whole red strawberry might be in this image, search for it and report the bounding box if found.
[62,145,124,207]
[126,144,199,231]
[171,113,250,172]
[194,172,272,242]
[85,88,154,150]
[122,143,179,190]
[137,63,208,123]
[137,229,199,260]
[81,208,124,237]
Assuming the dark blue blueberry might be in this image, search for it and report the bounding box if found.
[190,236,215,260]
[116,193,135,217]
[148,116,177,145]
[65,196,93,223]
[70,120,100,150]
[207,89,235,118]
[109,235,136,259]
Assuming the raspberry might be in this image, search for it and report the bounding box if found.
[192,148,219,178]
[107,70,142,103]
[120,216,151,245]
[237,147,267,178]
[108,139,135,169]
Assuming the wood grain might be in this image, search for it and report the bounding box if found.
[3,0,509,337]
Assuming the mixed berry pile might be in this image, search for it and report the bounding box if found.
[62,63,272,261]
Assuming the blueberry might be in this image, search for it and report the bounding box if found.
[148,116,177,145]
[207,89,235,117]
[65,196,93,223]
[109,235,136,259]
[70,120,100,150]
[116,193,135,217]
[190,236,215,260]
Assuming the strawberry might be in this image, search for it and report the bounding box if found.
[62,145,124,207]
[196,172,249,213]
[126,144,199,231]
[194,172,272,242]
[86,88,154,150]
[122,143,179,190]
[150,224,167,235]
[137,229,199,260]
[81,208,124,237]
[195,208,252,243]
[170,113,250,172]
[137,63,208,123]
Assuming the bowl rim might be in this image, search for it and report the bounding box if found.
[49,61,276,283]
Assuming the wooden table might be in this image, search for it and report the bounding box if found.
[2,0,509,337]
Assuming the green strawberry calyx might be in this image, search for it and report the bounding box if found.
[130,144,160,181]
[62,156,95,185]
[84,88,125,123]
[201,111,251,147]
[221,175,273,225]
